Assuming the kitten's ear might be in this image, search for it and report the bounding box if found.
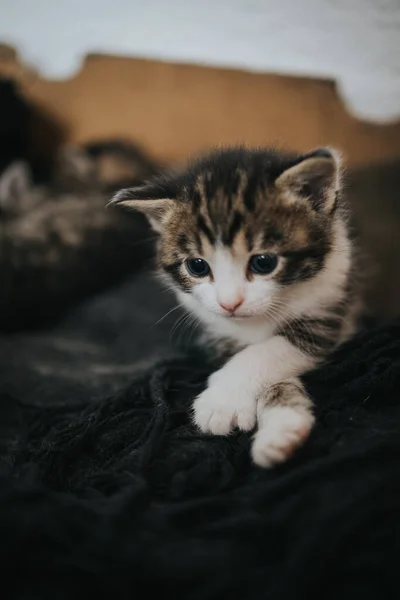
[110,180,176,232]
[275,148,341,213]
[0,161,32,211]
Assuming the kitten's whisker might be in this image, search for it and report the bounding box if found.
[170,312,187,335]
[176,317,191,347]
[185,314,202,344]
[266,301,302,325]
[179,312,201,347]
[173,312,194,347]
[264,301,323,355]
[170,311,192,346]
[127,235,159,248]
[152,304,182,327]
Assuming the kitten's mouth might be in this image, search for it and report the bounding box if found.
[226,313,251,320]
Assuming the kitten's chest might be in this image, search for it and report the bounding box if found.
[204,316,275,347]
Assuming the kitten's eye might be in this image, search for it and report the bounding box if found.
[186,258,211,278]
[249,253,278,275]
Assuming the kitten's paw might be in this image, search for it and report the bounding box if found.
[251,406,314,468]
[193,381,257,435]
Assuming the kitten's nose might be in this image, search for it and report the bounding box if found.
[219,298,244,313]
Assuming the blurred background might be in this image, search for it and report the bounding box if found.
[0,0,400,335]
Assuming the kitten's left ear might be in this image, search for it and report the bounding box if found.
[0,161,32,212]
[110,180,176,232]
[275,148,342,213]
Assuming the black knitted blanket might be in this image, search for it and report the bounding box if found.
[0,270,399,600]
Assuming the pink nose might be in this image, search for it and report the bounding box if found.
[219,298,244,313]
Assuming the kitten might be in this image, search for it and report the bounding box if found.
[112,146,360,467]
[53,139,159,193]
[0,158,153,332]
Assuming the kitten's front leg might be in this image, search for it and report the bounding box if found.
[251,378,315,467]
[193,365,258,435]
[193,336,316,463]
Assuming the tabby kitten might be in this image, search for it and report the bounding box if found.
[112,147,360,467]
[0,155,153,332]
[53,139,159,193]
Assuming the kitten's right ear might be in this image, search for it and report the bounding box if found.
[0,161,32,211]
[110,180,176,232]
[275,148,341,213]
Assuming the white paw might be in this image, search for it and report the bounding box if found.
[251,406,315,468]
[193,375,257,435]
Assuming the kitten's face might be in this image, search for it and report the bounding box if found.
[113,147,342,324]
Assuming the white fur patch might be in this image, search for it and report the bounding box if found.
[194,376,257,434]
[251,405,315,467]
[193,336,314,436]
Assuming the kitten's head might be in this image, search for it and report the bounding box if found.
[112,147,344,323]
[54,140,159,192]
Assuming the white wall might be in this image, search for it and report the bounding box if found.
[1,0,400,122]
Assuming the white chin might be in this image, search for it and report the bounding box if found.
[220,312,256,321]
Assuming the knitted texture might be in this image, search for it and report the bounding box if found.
[0,303,399,599]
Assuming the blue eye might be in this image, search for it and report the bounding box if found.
[249,254,278,275]
[186,258,211,278]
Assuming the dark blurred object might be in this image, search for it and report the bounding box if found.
[0,88,161,332]
[53,138,161,193]
[0,160,155,332]
[0,79,29,174]
[348,160,400,321]
[0,77,66,182]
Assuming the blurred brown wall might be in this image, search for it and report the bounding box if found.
[1,50,400,167]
